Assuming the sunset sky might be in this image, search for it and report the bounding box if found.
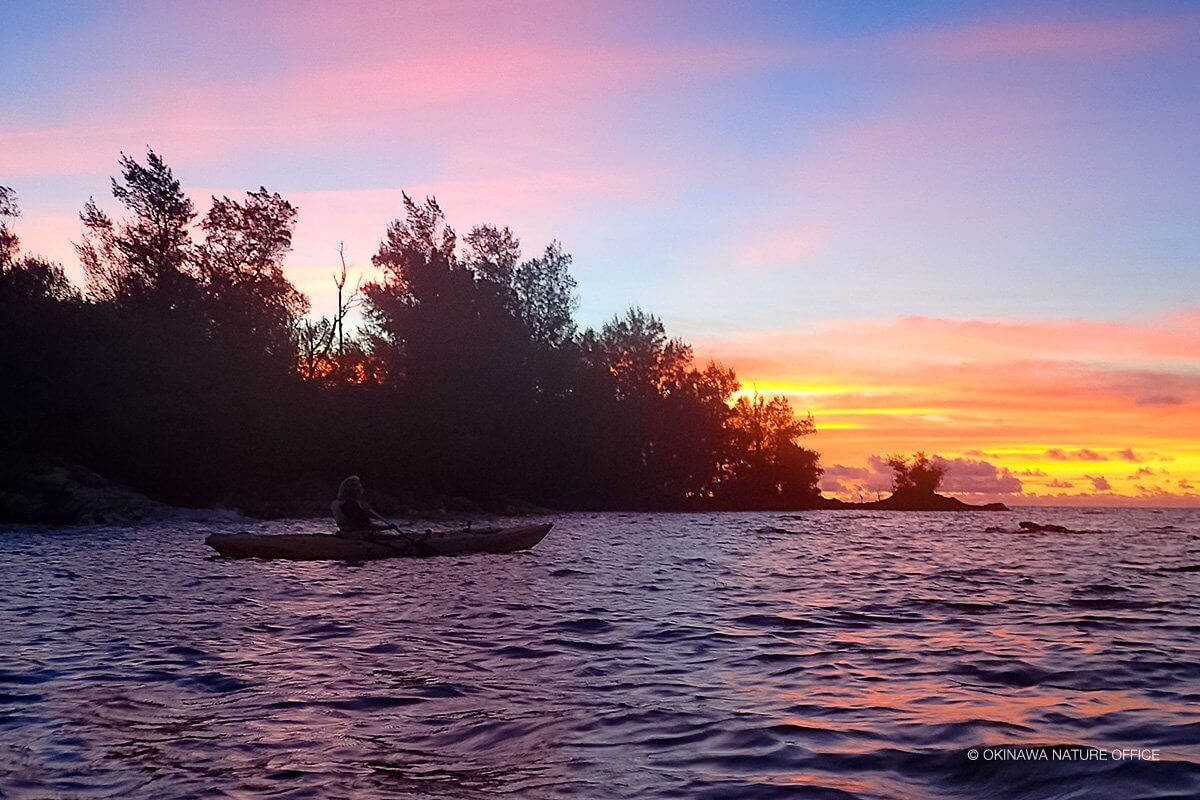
[3,0,1198,505]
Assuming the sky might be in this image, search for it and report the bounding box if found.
[3,0,1198,505]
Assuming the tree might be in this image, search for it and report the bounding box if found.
[296,253,375,384]
[198,187,308,361]
[577,308,747,504]
[366,194,466,363]
[0,186,79,304]
[588,307,692,400]
[463,224,521,290]
[0,256,79,304]
[365,196,548,386]
[721,392,821,505]
[375,193,456,274]
[0,186,19,267]
[77,150,197,307]
[2,166,843,515]
[516,240,578,348]
[729,392,815,461]
[362,196,547,497]
[886,452,947,494]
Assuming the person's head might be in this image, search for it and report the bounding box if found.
[337,475,364,501]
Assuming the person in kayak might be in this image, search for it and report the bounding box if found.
[332,475,396,538]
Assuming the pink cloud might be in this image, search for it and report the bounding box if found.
[819,463,891,497]
[935,456,1023,495]
[698,312,1200,373]
[733,223,828,269]
[821,453,1022,499]
[0,31,797,178]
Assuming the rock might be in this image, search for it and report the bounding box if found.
[0,461,166,524]
[827,489,1008,512]
[1019,521,1072,533]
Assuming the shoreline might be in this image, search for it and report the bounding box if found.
[2,460,1006,526]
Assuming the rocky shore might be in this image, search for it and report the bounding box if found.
[0,462,167,524]
[0,461,552,525]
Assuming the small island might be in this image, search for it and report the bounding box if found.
[816,453,1008,511]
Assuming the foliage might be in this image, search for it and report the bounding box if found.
[0,186,19,266]
[516,241,578,348]
[77,151,197,306]
[198,188,309,364]
[885,452,947,494]
[463,224,521,290]
[0,187,79,304]
[1,154,825,512]
[721,393,821,505]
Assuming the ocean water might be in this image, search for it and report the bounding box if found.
[0,509,1198,799]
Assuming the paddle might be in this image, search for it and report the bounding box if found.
[371,523,436,557]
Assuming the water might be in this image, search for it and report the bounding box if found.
[1,509,1198,799]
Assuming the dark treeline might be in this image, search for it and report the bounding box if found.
[1,152,823,513]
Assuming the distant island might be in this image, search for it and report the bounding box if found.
[821,453,1008,511]
[819,492,1007,512]
[694,453,1007,513]
[1,153,1003,524]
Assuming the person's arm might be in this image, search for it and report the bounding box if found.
[365,503,398,529]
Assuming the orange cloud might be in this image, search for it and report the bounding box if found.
[696,311,1200,505]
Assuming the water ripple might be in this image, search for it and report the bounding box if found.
[1,508,1199,798]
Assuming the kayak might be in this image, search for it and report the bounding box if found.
[205,523,553,561]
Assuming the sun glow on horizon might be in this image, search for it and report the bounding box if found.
[716,312,1200,506]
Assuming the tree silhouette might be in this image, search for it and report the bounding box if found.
[0,186,19,266]
[516,241,578,349]
[886,452,947,494]
[198,188,308,365]
[77,150,196,307]
[375,193,456,269]
[721,393,820,506]
[1,158,830,516]
[0,186,78,304]
[463,224,521,292]
[589,307,692,400]
[297,248,373,384]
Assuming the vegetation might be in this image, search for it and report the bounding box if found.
[0,152,823,512]
[885,452,947,495]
